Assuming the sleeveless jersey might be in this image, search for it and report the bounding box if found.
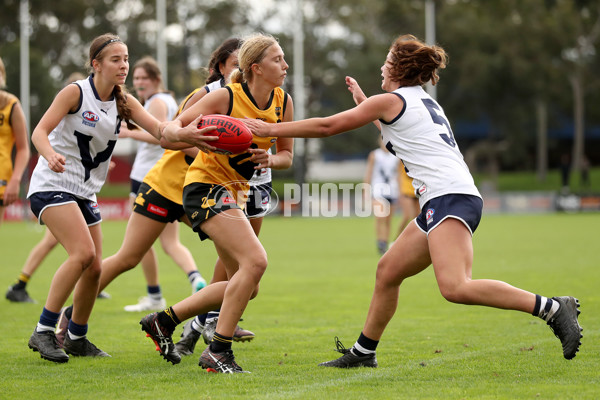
[380,85,480,208]
[27,76,121,202]
[184,82,284,204]
[129,92,178,182]
[204,80,272,186]
[0,93,18,195]
[370,148,399,200]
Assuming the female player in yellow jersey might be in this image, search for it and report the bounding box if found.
[140,33,294,373]
[0,57,30,227]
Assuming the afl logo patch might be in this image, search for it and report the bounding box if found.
[426,208,435,224]
[82,111,99,122]
[82,111,100,127]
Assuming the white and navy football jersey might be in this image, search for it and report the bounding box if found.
[129,92,178,182]
[380,85,481,208]
[28,76,121,202]
[205,78,273,187]
[371,148,399,200]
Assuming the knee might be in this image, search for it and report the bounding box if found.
[438,280,469,304]
[246,252,268,283]
[74,247,96,270]
[375,257,402,286]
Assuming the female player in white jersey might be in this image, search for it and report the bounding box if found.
[118,56,207,311]
[244,34,582,365]
[26,33,217,363]
[364,137,400,255]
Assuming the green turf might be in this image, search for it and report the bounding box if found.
[1,214,598,399]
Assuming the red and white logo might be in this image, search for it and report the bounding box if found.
[147,203,168,217]
[426,208,435,224]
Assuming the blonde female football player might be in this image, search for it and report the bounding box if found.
[117,56,207,312]
[26,33,216,363]
[140,33,294,373]
[244,34,582,366]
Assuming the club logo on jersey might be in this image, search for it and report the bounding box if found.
[426,208,435,224]
[82,111,100,127]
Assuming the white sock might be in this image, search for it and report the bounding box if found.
[67,331,85,341]
[36,323,54,333]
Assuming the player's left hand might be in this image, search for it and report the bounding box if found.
[248,148,270,169]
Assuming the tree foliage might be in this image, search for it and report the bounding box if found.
[1,0,599,172]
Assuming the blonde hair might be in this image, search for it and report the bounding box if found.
[388,34,448,87]
[230,33,278,84]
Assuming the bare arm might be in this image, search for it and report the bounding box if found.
[31,84,81,173]
[346,76,382,131]
[244,92,402,139]
[3,101,30,205]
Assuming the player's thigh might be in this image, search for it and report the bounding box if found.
[428,218,474,285]
[380,221,431,283]
[42,203,94,256]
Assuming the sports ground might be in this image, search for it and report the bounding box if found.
[1,213,598,399]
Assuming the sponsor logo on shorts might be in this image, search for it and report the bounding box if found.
[426,208,435,224]
[147,203,168,217]
[222,196,236,205]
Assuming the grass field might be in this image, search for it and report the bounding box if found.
[1,213,598,399]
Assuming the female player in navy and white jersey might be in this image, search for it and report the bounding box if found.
[25,33,218,364]
[245,34,582,365]
[364,138,400,255]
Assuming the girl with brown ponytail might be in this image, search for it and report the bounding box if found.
[25,33,217,363]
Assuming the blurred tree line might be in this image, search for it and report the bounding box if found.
[1,0,599,179]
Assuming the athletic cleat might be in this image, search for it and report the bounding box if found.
[96,291,111,299]
[5,285,36,303]
[63,336,110,357]
[28,330,69,363]
[140,312,181,364]
[318,337,378,368]
[201,319,217,344]
[124,296,167,312]
[55,305,73,347]
[233,324,255,342]
[199,346,248,373]
[547,296,583,360]
[175,320,202,356]
[192,276,207,293]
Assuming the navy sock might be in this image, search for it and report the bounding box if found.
[39,307,60,328]
[68,320,88,339]
[198,313,208,325]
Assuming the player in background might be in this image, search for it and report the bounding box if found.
[364,137,400,255]
[140,33,294,373]
[244,34,582,366]
[174,38,259,357]
[397,166,420,234]
[26,33,217,363]
[6,72,109,303]
[0,56,30,229]
[117,56,207,312]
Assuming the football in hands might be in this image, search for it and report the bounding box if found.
[198,114,253,155]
